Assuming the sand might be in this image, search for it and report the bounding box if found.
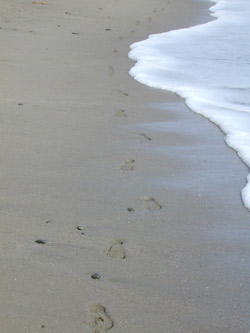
[1,0,250,332]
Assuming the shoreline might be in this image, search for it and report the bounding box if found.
[1,0,250,332]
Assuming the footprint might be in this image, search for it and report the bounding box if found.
[116,36,123,42]
[147,17,152,24]
[119,159,135,171]
[108,66,115,77]
[138,132,152,142]
[104,239,125,259]
[135,20,140,26]
[113,49,119,57]
[153,8,157,13]
[143,196,162,210]
[87,303,113,332]
[130,30,135,37]
[114,109,127,118]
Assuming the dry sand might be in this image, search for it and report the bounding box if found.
[1,0,250,332]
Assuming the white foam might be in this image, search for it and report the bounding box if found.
[129,0,250,210]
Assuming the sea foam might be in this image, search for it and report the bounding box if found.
[129,0,250,210]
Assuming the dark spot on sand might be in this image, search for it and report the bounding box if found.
[91,273,101,280]
[117,89,128,96]
[35,239,47,245]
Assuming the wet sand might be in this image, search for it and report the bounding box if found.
[1,0,250,332]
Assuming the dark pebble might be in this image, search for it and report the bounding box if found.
[127,208,135,212]
[91,273,101,280]
[35,239,47,245]
[105,28,111,31]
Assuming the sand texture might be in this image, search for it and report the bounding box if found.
[1,0,250,332]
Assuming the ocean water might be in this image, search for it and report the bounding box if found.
[129,0,250,210]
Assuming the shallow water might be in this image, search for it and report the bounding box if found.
[129,0,250,209]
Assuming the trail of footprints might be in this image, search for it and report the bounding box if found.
[85,196,161,332]
[84,150,161,332]
[87,14,163,327]
[34,5,163,331]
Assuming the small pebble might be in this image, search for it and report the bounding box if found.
[127,208,135,212]
[77,225,86,231]
[18,103,23,106]
[91,273,101,280]
[72,32,79,35]
[35,239,47,244]
[105,28,111,31]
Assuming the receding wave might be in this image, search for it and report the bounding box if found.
[129,0,250,210]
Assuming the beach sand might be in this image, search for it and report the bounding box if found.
[1,0,250,332]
